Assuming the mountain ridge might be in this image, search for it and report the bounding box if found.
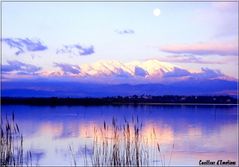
[38,59,236,84]
[2,79,237,97]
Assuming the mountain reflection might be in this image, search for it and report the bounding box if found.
[2,105,237,166]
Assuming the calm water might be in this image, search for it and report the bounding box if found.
[1,105,238,166]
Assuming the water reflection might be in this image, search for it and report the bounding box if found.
[2,105,238,166]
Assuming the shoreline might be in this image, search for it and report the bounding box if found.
[1,96,238,106]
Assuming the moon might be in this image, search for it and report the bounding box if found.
[153,8,161,16]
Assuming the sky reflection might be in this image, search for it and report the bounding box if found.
[1,105,238,166]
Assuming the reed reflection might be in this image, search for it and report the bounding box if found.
[1,105,237,166]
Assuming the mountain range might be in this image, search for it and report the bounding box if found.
[41,59,234,83]
[2,59,238,97]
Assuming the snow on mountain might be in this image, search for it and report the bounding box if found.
[80,60,132,77]
[3,59,237,97]
[126,59,177,78]
[42,59,232,83]
[50,59,180,79]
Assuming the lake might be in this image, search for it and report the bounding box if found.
[1,105,238,166]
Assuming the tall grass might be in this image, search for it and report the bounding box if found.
[0,113,32,167]
[82,117,174,167]
[90,117,148,166]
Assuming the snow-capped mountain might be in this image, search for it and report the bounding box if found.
[2,59,237,97]
[43,59,233,84]
[78,59,177,78]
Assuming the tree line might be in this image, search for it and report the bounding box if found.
[1,95,238,106]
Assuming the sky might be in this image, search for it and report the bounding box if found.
[2,1,239,83]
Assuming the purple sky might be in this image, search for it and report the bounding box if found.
[1,2,238,96]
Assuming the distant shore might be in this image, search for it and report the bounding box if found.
[1,95,238,106]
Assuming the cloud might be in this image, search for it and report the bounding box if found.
[194,68,224,79]
[163,67,225,80]
[158,55,223,64]
[134,66,149,77]
[160,41,238,56]
[2,60,41,74]
[164,67,190,78]
[56,44,94,56]
[115,29,135,35]
[54,63,81,74]
[2,38,48,55]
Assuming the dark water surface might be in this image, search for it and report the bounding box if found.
[1,105,238,166]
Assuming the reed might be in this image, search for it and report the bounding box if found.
[81,117,175,167]
[0,113,31,167]
[83,117,166,166]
